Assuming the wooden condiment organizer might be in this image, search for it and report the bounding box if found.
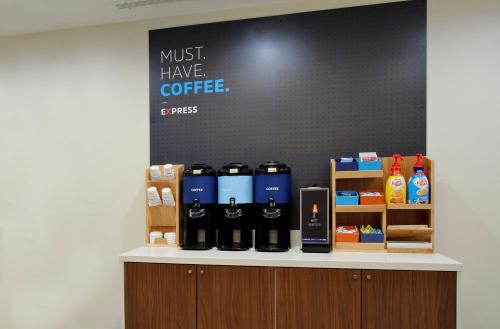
[383,156,434,253]
[145,165,184,247]
[331,156,434,253]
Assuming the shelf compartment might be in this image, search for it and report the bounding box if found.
[386,225,432,241]
[147,226,177,248]
[335,170,383,179]
[336,205,386,213]
[387,241,433,254]
[334,242,386,251]
[147,205,177,226]
[387,203,433,210]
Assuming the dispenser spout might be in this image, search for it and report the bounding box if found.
[391,154,404,175]
[415,153,424,167]
[193,198,200,208]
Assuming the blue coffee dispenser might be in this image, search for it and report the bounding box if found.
[217,163,253,250]
[254,161,291,252]
[181,164,217,250]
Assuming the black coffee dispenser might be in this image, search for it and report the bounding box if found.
[181,164,217,250]
[254,161,291,252]
[217,163,253,251]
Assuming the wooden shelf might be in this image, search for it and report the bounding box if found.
[387,203,433,210]
[335,170,383,179]
[145,165,184,247]
[331,156,435,254]
[387,248,434,254]
[336,205,386,213]
[145,242,177,248]
[334,242,386,252]
[386,225,433,241]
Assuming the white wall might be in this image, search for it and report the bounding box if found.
[0,0,499,328]
[0,23,150,329]
[428,0,500,328]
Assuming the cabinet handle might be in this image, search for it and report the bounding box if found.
[188,269,193,275]
[200,269,205,276]
[366,274,372,280]
[353,274,359,280]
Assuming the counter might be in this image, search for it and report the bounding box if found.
[120,246,462,272]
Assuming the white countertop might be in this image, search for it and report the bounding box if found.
[120,246,462,272]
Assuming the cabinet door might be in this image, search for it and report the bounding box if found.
[362,270,456,329]
[197,265,274,329]
[276,268,361,329]
[124,263,196,329]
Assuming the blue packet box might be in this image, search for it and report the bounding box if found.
[335,158,358,171]
[360,230,384,243]
[336,191,359,205]
[357,158,382,171]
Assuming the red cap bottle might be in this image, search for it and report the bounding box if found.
[391,154,403,175]
[414,153,424,173]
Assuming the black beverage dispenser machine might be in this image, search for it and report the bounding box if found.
[181,164,217,250]
[300,187,330,253]
[254,161,291,252]
[217,163,253,250]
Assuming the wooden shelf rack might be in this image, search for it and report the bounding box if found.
[145,164,184,247]
[330,156,435,253]
[335,170,384,179]
[335,205,386,213]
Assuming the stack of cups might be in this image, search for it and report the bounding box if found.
[163,164,175,180]
[150,165,161,181]
[164,232,176,245]
[149,231,163,244]
[162,187,175,206]
[147,187,162,206]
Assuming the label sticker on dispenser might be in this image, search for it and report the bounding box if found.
[218,176,253,204]
[183,176,217,204]
[255,174,291,204]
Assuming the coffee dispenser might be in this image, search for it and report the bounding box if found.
[254,161,291,252]
[181,164,217,250]
[217,163,253,250]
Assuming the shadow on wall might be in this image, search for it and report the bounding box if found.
[52,184,145,329]
[436,183,499,328]
[0,230,13,326]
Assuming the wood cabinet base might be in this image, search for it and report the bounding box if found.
[276,268,361,329]
[124,263,457,329]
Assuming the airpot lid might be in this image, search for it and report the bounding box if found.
[184,163,216,176]
[255,161,291,175]
[219,162,253,176]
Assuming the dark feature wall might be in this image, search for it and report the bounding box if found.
[150,0,426,228]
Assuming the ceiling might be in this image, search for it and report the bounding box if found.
[0,0,395,37]
[0,0,275,36]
